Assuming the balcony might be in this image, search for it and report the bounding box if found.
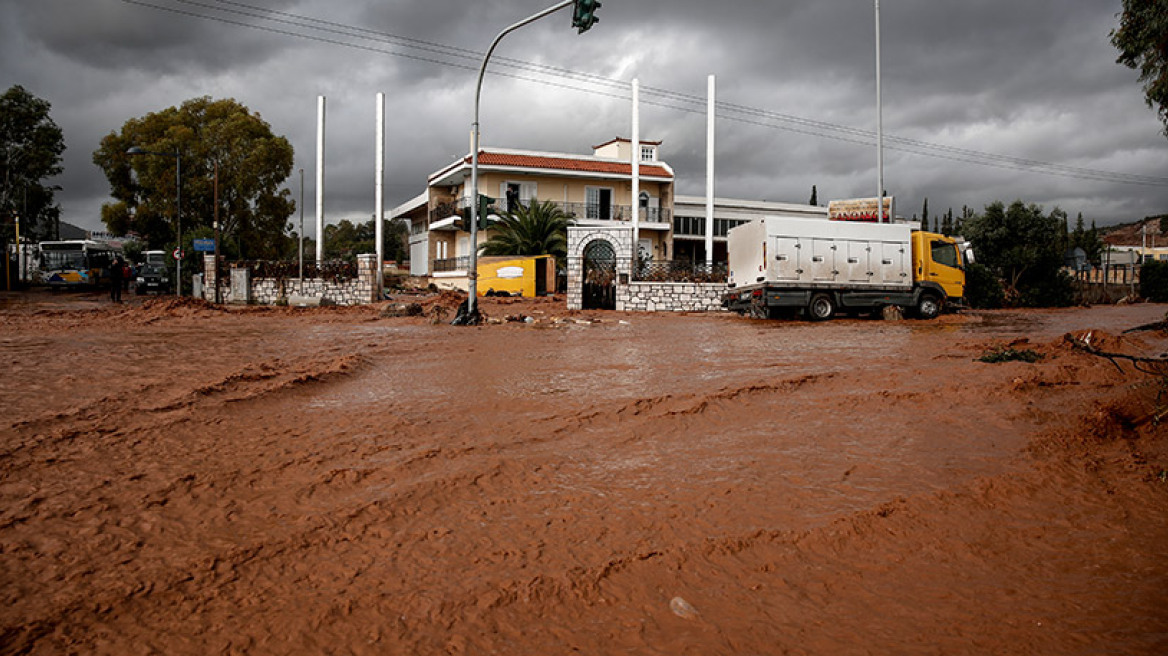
[432,256,470,273]
[559,202,671,224]
[427,199,672,229]
[429,199,471,225]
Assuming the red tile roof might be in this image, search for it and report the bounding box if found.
[467,152,673,179]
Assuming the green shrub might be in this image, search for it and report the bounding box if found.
[964,262,1005,308]
[1020,269,1075,308]
[1141,259,1168,302]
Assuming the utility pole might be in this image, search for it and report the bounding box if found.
[874,0,885,222]
[316,96,326,264]
[213,159,221,303]
[375,92,385,298]
[299,167,305,290]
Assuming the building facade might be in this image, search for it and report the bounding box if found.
[671,196,828,264]
[391,138,674,288]
[392,138,826,290]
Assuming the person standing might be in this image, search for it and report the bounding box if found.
[109,255,123,303]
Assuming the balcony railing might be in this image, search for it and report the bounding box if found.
[430,199,471,224]
[560,203,671,224]
[633,259,728,283]
[428,199,672,227]
[432,256,470,273]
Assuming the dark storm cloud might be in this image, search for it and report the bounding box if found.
[2,0,1165,232]
[13,0,298,76]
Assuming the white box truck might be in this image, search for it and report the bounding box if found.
[722,216,973,320]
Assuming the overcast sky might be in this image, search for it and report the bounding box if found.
[3,0,1167,236]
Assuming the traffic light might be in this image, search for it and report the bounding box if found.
[477,194,496,230]
[572,0,600,33]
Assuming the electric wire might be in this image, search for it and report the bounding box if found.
[121,0,1168,188]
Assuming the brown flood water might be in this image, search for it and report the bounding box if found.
[2,293,1167,654]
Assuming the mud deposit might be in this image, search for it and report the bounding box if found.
[2,293,1167,654]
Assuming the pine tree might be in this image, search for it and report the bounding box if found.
[1071,212,1086,250]
[922,198,929,230]
[809,185,818,206]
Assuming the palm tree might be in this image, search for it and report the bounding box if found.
[479,199,570,259]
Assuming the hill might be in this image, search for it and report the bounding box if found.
[1101,216,1168,246]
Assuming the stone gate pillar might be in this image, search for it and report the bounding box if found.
[566,226,634,311]
[357,254,378,303]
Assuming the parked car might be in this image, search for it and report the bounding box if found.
[135,264,171,294]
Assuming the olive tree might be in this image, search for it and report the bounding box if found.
[1,85,64,241]
[93,97,295,260]
[1112,0,1168,136]
[963,200,1074,307]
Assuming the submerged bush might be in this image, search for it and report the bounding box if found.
[978,346,1044,363]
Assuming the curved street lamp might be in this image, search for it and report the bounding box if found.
[467,0,597,322]
[126,146,182,296]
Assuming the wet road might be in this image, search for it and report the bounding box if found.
[2,296,1167,654]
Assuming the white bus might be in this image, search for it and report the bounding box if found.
[39,240,122,288]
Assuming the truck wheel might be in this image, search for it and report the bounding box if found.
[915,293,942,320]
[807,293,835,321]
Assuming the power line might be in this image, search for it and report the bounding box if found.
[123,0,1168,188]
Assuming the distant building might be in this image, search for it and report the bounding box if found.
[672,196,826,263]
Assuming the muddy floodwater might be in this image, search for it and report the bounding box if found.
[2,292,1167,654]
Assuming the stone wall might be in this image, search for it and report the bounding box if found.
[202,254,378,306]
[620,281,728,312]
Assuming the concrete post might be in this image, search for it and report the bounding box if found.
[631,78,640,247]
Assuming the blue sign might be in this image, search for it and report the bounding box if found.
[193,238,216,252]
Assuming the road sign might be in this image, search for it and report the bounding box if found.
[193,238,215,252]
[172,247,183,260]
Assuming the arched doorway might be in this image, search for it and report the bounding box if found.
[582,239,617,310]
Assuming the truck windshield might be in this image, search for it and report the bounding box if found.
[931,240,959,268]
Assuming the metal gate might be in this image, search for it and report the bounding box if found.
[582,240,616,310]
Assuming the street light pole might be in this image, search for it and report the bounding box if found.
[469,0,577,321]
[126,146,182,296]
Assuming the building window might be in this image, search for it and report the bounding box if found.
[673,215,703,236]
[715,218,748,237]
[640,145,656,162]
[586,186,614,220]
[500,181,537,213]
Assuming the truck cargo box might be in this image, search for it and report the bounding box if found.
[727,217,912,291]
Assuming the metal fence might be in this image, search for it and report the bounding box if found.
[632,260,728,283]
[236,259,359,282]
